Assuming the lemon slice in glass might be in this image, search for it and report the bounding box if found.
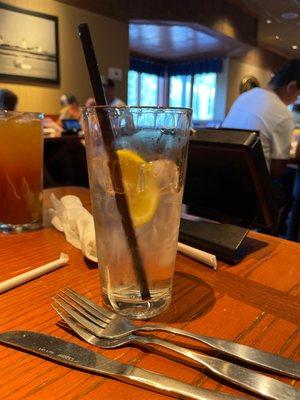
[116,149,159,227]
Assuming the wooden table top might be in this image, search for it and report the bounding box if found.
[0,187,299,400]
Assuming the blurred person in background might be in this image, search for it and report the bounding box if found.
[102,77,126,107]
[239,75,260,94]
[292,102,300,127]
[80,97,97,129]
[223,59,300,178]
[223,59,300,236]
[60,93,69,108]
[0,89,18,111]
[59,94,81,122]
[85,97,96,107]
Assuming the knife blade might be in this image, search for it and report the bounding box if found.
[0,331,246,400]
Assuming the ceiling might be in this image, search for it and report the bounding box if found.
[241,0,300,58]
[57,0,297,61]
[57,0,256,61]
[129,22,250,61]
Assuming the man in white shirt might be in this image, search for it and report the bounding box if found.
[223,59,300,235]
[223,59,300,179]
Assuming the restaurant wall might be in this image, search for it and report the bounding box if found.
[214,58,229,122]
[226,54,273,114]
[0,0,129,114]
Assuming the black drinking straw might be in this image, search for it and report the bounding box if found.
[78,23,151,301]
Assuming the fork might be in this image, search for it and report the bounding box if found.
[52,292,300,400]
[57,288,300,379]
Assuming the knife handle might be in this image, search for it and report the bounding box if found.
[132,335,299,400]
[122,365,245,400]
[141,325,300,379]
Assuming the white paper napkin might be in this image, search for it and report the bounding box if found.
[50,194,97,262]
[50,194,217,269]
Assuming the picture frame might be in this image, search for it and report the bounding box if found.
[0,2,60,85]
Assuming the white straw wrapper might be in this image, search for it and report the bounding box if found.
[0,253,69,294]
[177,242,217,270]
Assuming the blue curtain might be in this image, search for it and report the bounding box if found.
[167,58,223,76]
[130,56,223,76]
[130,57,166,76]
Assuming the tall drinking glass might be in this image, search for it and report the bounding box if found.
[0,111,43,233]
[83,106,191,319]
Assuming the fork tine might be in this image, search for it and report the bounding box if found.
[52,302,97,344]
[53,296,106,337]
[57,292,109,326]
[60,289,111,324]
[65,288,114,320]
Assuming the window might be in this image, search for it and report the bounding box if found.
[169,75,191,108]
[127,71,164,107]
[168,73,216,121]
[127,70,139,106]
[140,73,159,106]
[127,68,217,122]
[192,73,216,121]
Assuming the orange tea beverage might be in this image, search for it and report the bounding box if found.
[83,106,191,319]
[0,112,43,233]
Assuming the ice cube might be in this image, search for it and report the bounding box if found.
[91,156,114,194]
[151,159,179,193]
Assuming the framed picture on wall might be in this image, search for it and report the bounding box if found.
[0,3,60,85]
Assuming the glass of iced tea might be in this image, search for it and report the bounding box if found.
[83,106,191,319]
[0,111,44,233]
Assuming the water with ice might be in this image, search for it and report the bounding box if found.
[89,128,187,318]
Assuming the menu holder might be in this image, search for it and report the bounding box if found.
[179,218,248,265]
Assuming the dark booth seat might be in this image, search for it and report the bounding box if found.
[43,135,89,188]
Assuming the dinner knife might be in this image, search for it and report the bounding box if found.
[0,331,246,400]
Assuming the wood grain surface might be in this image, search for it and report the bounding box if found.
[0,187,299,400]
